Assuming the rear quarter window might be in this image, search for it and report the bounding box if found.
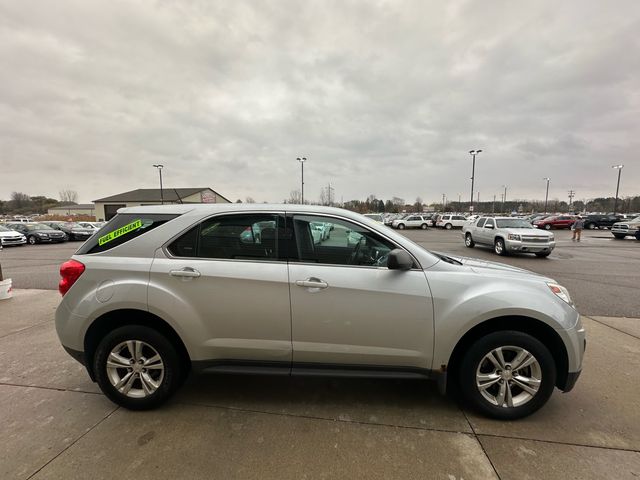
[76,213,179,254]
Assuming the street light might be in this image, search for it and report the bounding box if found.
[543,178,550,214]
[469,149,482,214]
[502,185,508,214]
[296,157,307,204]
[612,165,624,213]
[152,164,164,205]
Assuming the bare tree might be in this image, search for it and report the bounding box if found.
[319,188,329,206]
[287,190,302,204]
[414,197,423,212]
[245,197,256,203]
[59,189,78,204]
[11,192,31,208]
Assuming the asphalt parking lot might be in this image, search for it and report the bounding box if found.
[1,227,639,479]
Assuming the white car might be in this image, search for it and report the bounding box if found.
[392,215,430,230]
[435,214,468,229]
[0,224,27,246]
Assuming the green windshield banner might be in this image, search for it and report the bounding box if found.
[98,219,143,246]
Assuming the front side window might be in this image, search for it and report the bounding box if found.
[477,218,486,227]
[168,214,280,261]
[291,215,395,267]
[485,219,495,228]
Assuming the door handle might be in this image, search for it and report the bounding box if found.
[170,267,201,278]
[295,278,328,289]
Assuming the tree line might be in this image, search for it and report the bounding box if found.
[0,190,79,215]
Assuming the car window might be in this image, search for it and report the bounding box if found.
[477,218,486,227]
[77,213,180,254]
[291,215,395,267]
[169,214,280,261]
[485,219,495,228]
[454,216,466,221]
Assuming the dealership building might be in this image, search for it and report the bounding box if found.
[47,203,96,217]
[93,187,231,221]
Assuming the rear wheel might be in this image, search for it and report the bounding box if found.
[93,325,183,410]
[459,331,556,419]
[586,222,596,230]
[421,223,428,230]
[397,223,405,230]
[445,223,453,230]
[494,238,507,256]
[465,233,475,248]
[544,224,552,230]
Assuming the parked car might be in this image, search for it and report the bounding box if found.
[41,221,95,241]
[391,214,430,230]
[581,214,624,230]
[435,214,467,229]
[462,217,555,257]
[532,215,577,230]
[55,204,584,420]
[611,218,640,240]
[0,224,27,246]
[6,222,66,244]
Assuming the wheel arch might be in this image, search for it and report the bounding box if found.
[446,315,569,393]
[83,309,191,381]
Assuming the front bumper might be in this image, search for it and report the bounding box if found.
[0,237,26,246]
[505,240,555,253]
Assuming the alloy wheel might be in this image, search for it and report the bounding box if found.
[106,340,165,398]
[476,346,542,408]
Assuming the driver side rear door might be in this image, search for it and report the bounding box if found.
[287,214,434,371]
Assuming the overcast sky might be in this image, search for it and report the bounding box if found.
[1,0,638,205]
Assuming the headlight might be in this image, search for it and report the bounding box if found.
[549,234,555,240]
[508,234,521,241]
[38,233,49,237]
[547,282,573,306]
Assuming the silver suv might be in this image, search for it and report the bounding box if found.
[55,204,585,419]
[462,217,555,257]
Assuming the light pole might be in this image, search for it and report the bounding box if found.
[469,150,482,214]
[612,165,624,213]
[543,178,550,214]
[502,185,508,214]
[152,164,164,205]
[296,157,307,204]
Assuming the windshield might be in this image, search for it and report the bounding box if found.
[496,219,533,229]
[26,224,51,231]
[0,225,12,232]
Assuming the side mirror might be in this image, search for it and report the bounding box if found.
[387,249,413,270]
[486,224,494,229]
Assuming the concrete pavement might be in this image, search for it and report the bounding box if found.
[1,290,639,479]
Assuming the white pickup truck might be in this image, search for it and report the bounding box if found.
[462,216,555,257]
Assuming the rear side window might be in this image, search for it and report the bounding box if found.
[77,213,179,254]
[168,214,281,261]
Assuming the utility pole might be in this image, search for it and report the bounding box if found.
[502,185,508,214]
[442,193,446,211]
[568,190,575,212]
[492,195,496,214]
[612,165,624,213]
[327,182,334,206]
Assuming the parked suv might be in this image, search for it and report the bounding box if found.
[55,205,585,419]
[611,218,640,240]
[582,214,624,230]
[462,217,555,257]
[435,214,467,229]
[391,214,430,230]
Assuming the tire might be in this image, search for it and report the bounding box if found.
[93,325,183,410]
[544,224,552,230]
[494,238,508,256]
[420,223,428,230]
[613,234,625,239]
[445,223,453,230]
[27,235,37,245]
[397,223,405,230]
[535,251,551,258]
[459,331,556,420]
[586,223,596,230]
[465,233,475,248]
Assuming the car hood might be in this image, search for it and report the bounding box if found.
[432,252,555,282]
[501,228,552,236]
[0,230,23,237]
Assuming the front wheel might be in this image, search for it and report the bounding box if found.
[494,238,507,256]
[544,224,552,230]
[420,223,428,230]
[27,236,37,245]
[465,233,475,248]
[459,331,556,419]
[93,325,183,410]
[397,223,405,230]
[586,223,596,230]
[445,223,453,230]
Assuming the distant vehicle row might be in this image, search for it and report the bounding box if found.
[0,221,104,246]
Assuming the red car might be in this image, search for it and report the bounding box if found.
[533,215,577,230]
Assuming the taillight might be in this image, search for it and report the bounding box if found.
[59,259,85,296]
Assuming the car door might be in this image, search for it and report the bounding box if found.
[149,212,292,365]
[287,214,434,370]
[482,218,496,243]
[473,218,487,243]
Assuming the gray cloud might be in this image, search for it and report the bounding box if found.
[0,0,638,205]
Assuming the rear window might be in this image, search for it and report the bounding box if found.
[77,213,179,254]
